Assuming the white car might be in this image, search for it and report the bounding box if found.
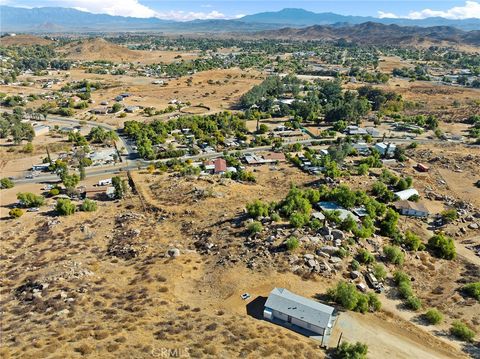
[27,207,40,212]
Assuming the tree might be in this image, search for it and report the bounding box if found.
[428,233,456,260]
[1,177,14,189]
[341,215,357,232]
[401,230,424,251]
[462,282,480,301]
[384,245,404,265]
[62,173,80,193]
[80,199,97,212]
[450,321,475,342]
[379,208,399,237]
[112,176,127,199]
[56,198,76,216]
[334,341,368,359]
[9,208,23,218]
[285,237,300,251]
[112,103,122,113]
[425,308,443,325]
[16,192,44,207]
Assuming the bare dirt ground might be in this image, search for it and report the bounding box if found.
[0,34,53,46]
[1,163,475,358]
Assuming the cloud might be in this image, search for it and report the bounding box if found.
[57,0,233,21]
[155,10,228,21]
[379,1,480,20]
[62,0,157,18]
[378,11,399,19]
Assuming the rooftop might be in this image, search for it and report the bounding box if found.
[265,288,335,329]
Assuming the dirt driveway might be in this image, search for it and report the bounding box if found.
[331,311,468,359]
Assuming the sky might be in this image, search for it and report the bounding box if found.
[1,0,480,21]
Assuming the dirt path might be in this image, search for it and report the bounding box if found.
[457,236,480,267]
[332,311,468,359]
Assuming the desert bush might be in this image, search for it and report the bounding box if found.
[384,245,404,265]
[424,308,443,325]
[334,341,368,359]
[285,237,300,251]
[405,296,422,310]
[16,192,44,207]
[80,199,97,212]
[462,282,480,301]
[450,321,475,342]
[9,208,23,218]
[1,177,14,189]
[428,233,456,260]
[247,221,263,234]
[373,263,387,281]
[56,198,76,216]
[357,249,375,265]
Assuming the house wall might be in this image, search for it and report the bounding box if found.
[271,309,326,335]
[400,209,428,217]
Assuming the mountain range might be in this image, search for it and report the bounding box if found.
[1,6,480,33]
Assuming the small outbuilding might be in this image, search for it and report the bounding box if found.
[263,288,337,337]
[394,188,419,201]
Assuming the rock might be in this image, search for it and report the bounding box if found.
[316,250,331,258]
[350,271,361,279]
[304,254,315,260]
[60,291,67,299]
[167,248,181,258]
[320,246,338,255]
[307,259,317,268]
[319,227,331,236]
[324,235,334,241]
[334,239,342,247]
[331,229,345,240]
[468,223,479,230]
[329,256,342,263]
[309,236,321,244]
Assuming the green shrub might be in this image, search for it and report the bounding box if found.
[384,245,404,265]
[441,209,458,223]
[270,212,281,222]
[393,270,410,285]
[56,198,76,216]
[462,282,480,301]
[405,296,422,311]
[246,199,270,219]
[450,321,475,342]
[285,237,300,251]
[373,263,387,281]
[80,199,97,212]
[9,208,23,218]
[17,192,44,207]
[357,249,375,265]
[328,281,381,313]
[424,308,443,325]
[49,188,60,196]
[1,177,14,189]
[350,260,360,271]
[247,221,263,234]
[428,233,456,260]
[334,341,368,359]
[398,281,413,299]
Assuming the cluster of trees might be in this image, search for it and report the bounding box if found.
[392,66,430,81]
[16,192,44,208]
[56,198,97,216]
[1,177,14,189]
[88,126,119,145]
[0,109,35,144]
[334,341,368,359]
[327,281,381,313]
[349,67,389,83]
[123,112,247,160]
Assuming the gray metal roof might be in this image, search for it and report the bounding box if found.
[265,288,334,329]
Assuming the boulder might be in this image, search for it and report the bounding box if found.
[331,229,345,240]
[167,248,180,258]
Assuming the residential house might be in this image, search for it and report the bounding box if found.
[205,158,227,174]
[394,200,429,218]
[264,288,337,337]
[374,142,396,157]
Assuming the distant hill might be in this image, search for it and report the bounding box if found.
[1,6,479,33]
[255,22,480,47]
[60,38,143,62]
[0,34,53,46]
[241,8,480,31]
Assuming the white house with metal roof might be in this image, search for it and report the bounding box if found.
[263,288,337,337]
